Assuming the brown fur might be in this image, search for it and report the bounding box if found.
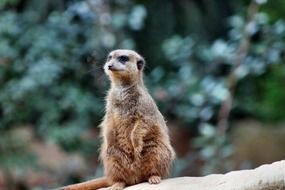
[59,49,175,190]
[100,49,175,190]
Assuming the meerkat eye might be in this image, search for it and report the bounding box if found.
[117,55,129,63]
[107,55,112,61]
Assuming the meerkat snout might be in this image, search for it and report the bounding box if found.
[108,65,113,70]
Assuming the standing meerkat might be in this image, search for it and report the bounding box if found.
[59,49,175,190]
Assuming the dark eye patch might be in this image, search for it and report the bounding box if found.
[117,55,129,63]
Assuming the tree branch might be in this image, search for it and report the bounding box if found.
[217,0,260,134]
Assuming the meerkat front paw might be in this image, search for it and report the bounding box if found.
[110,182,125,190]
[148,175,161,184]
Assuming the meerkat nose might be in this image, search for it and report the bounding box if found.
[108,65,113,70]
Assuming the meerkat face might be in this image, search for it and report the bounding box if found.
[104,49,145,80]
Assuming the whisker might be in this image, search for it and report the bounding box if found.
[87,65,103,74]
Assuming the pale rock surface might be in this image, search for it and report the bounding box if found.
[100,160,285,190]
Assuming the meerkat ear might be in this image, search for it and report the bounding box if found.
[137,58,145,70]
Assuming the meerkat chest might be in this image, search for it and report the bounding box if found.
[111,90,141,117]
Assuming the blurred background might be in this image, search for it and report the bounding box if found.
[0,0,285,189]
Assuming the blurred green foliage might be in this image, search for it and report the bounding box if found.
[0,0,285,188]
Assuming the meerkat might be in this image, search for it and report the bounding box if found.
[58,49,175,190]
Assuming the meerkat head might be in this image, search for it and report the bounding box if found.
[104,49,145,85]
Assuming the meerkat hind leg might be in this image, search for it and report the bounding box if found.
[148,175,161,184]
[110,182,125,190]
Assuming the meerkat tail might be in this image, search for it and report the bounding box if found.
[54,177,111,190]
